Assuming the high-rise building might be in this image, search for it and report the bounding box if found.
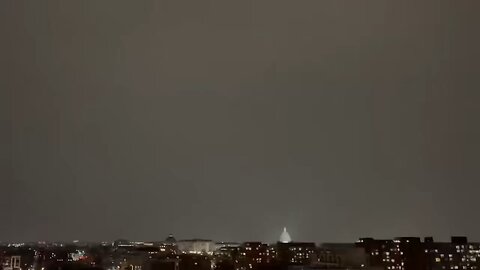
[385,237,426,270]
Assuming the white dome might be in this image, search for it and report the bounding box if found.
[279,227,292,243]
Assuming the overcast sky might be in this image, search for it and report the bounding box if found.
[1,1,480,243]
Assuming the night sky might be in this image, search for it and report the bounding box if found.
[1,1,480,243]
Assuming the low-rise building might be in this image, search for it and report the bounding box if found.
[177,240,215,255]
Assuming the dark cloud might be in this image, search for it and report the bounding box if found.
[1,1,480,243]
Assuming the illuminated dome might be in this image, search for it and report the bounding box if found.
[165,234,177,244]
[279,227,292,243]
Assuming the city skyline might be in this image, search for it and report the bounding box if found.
[2,234,480,270]
[2,231,480,245]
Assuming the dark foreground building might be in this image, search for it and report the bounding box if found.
[357,237,480,270]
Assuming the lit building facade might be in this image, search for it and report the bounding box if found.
[425,237,480,270]
[356,238,393,268]
[158,234,178,257]
[237,242,275,269]
[177,240,215,255]
[356,237,480,270]
[276,242,316,266]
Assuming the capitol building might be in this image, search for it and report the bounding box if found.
[279,227,292,243]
